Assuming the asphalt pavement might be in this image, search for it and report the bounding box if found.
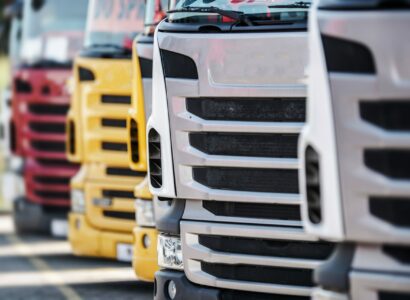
[0,214,154,300]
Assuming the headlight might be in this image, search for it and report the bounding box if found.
[71,189,85,213]
[135,199,155,227]
[157,234,183,270]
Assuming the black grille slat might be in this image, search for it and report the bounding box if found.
[199,235,333,259]
[186,98,306,122]
[193,167,299,194]
[101,118,127,128]
[203,201,301,221]
[370,197,410,227]
[34,190,70,199]
[28,104,69,116]
[365,149,410,179]
[101,142,128,152]
[102,190,134,199]
[34,176,70,185]
[36,158,76,168]
[360,101,410,131]
[29,122,66,134]
[31,141,66,152]
[383,245,410,264]
[379,292,410,300]
[189,132,299,158]
[103,210,135,220]
[101,95,131,105]
[202,263,313,287]
[106,167,146,177]
[148,129,162,188]
[219,290,309,300]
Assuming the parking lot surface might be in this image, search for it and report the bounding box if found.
[0,214,154,300]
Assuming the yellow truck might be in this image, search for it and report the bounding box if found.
[66,0,147,262]
[128,0,167,282]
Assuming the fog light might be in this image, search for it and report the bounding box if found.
[135,199,155,227]
[142,234,151,249]
[71,189,85,213]
[157,234,183,270]
[167,280,177,299]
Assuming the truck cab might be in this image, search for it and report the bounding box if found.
[298,0,410,298]
[128,0,167,282]
[67,0,147,262]
[11,0,87,235]
[147,0,335,298]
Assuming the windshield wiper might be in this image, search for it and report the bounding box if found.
[167,6,254,26]
[268,1,311,9]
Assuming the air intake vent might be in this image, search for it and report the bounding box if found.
[201,263,313,287]
[186,98,306,122]
[365,149,410,179]
[199,235,333,259]
[360,101,410,131]
[101,118,127,128]
[68,120,76,155]
[101,95,131,105]
[29,104,69,116]
[203,201,301,221]
[29,122,66,134]
[190,132,299,158]
[160,49,198,79]
[14,78,32,93]
[139,57,153,78]
[193,167,299,194]
[305,146,322,224]
[321,34,376,74]
[102,190,134,199]
[148,129,162,188]
[370,197,410,227]
[103,210,135,220]
[78,67,95,81]
[383,245,410,264]
[31,141,66,152]
[101,142,128,152]
[129,119,139,163]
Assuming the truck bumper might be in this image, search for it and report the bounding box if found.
[154,270,219,300]
[69,213,133,261]
[132,226,159,282]
[13,196,68,235]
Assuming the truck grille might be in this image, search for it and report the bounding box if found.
[360,101,410,131]
[186,98,305,122]
[28,104,69,116]
[193,167,299,194]
[29,122,66,134]
[31,141,66,152]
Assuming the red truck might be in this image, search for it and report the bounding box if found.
[11,0,87,235]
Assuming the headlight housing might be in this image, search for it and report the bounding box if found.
[157,234,183,270]
[135,199,155,227]
[71,189,85,213]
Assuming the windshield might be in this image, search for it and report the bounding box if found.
[167,0,310,26]
[20,0,88,67]
[144,0,168,35]
[85,0,145,51]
